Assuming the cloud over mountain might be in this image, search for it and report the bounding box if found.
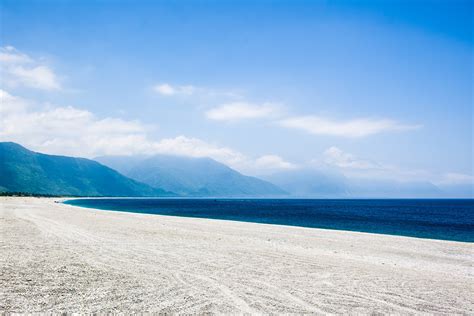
[0,89,294,174]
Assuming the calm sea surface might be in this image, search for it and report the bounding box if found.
[64,198,474,242]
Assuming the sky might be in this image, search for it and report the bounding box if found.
[0,0,473,189]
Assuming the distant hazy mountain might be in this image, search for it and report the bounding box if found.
[435,183,474,199]
[263,169,350,198]
[346,178,443,198]
[264,168,443,198]
[96,155,287,197]
[0,142,171,196]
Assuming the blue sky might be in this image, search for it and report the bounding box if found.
[0,0,472,187]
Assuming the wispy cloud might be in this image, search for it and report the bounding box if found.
[206,102,283,121]
[153,82,240,98]
[0,46,61,91]
[255,155,298,170]
[279,115,421,137]
[204,95,419,137]
[323,146,381,169]
[153,83,196,96]
[154,81,419,138]
[0,46,32,63]
[319,146,423,181]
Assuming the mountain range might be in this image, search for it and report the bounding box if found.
[95,155,286,197]
[0,142,286,197]
[1,142,469,198]
[0,142,170,196]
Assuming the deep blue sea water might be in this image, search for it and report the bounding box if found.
[64,198,474,242]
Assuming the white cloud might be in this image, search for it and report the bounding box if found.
[255,155,297,170]
[323,146,380,169]
[0,46,61,91]
[154,83,175,95]
[206,102,282,121]
[155,83,418,139]
[1,89,465,186]
[8,65,60,90]
[279,115,421,137]
[153,83,196,96]
[0,46,32,64]
[0,89,28,114]
[0,92,148,157]
[150,136,247,167]
[152,82,241,99]
[1,90,298,174]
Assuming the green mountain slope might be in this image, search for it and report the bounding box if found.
[96,155,287,197]
[0,142,171,196]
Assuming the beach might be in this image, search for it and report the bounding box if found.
[1,197,473,313]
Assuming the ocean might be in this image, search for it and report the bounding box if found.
[64,198,474,242]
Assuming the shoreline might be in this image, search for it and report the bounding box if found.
[1,197,473,313]
[63,197,474,243]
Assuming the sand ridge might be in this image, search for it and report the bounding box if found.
[1,197,473,313]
